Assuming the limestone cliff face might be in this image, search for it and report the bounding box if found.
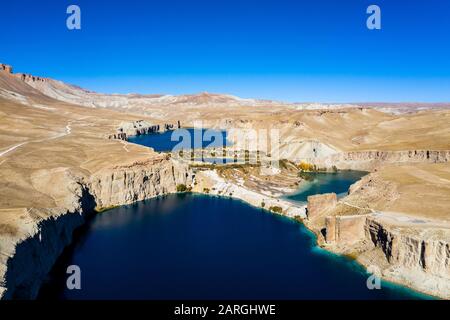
[0,64,45,81]
[321,212,450,298]
[15,73,47,83]
[89,158,192,208]
[0,181,95,299]
[306,193,337,219]
[363,218,450,298]
[109,120,181,140]
[366,218,450,279]
[280,140,338,162]
[0,158,193,300]
[325,214,369,244]
[309,150,450,171]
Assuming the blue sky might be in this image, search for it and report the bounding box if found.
[1,0,449,102]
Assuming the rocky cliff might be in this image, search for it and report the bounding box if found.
[0,158,193,299]
[89,157,192,208]
[0,64,13,74]
[307,150,450,171]
[325,214,369,244]
[320,212,450,298]
[306,193,337,219]
[15,73,47,83]
[108,120,181,140]
[364,218,450,297]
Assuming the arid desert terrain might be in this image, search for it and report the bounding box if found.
[0,63,449,299]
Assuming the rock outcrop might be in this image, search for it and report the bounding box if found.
[0,64,13,74]
[309,150,450,171]
[89,158,192,208]
[306,193,337,219]
[109,120,181,140]
[362,217,450,298]
[0,158,193,299]
[15,73,47,83]
[325,214,369,244]
[366,218,450,280]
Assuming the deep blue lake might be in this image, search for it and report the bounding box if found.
[128,128,230,152]
[38,194,428,300]
[37,132,430,300]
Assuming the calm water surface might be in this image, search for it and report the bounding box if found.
[128,128,230,152]
[39,194,429,300]
[37,133,430,299]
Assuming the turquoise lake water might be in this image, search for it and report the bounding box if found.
[284,171,368,204]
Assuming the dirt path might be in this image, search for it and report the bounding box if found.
[0,120,75,159]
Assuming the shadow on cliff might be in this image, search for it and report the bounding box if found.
[4,186,97,300]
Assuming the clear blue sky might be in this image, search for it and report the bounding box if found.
[1,0,449,102]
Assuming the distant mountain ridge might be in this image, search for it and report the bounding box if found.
[1,62,450,114]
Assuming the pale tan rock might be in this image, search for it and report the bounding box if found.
[307,193,337,219]
[325,214,368,244]
[310,150,450,171]
[0,64,13,74]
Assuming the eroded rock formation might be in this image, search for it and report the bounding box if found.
[0,64,13,74]
[109,120,181,140]
[308,150,450,171]
[366,218,450,280]
[0,158,193,299]
[306,193,337,219]
[15,73,47,83]
[325,214,369,244]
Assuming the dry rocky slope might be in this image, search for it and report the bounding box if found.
[0,63,449,299]
[0,66,192,299]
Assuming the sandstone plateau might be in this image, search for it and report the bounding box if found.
[0,64,449,299]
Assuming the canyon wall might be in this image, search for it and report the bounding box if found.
[89,158,192,208]
[15,73,47,83]
[109,120,181,140]
[0,64,13,74]
[325,214,368,244]
[306,193,337,219]
[280,140,338,162]
[366,218,450,279]
[320,212,450,298]
[364,218,450,298]
[306,150,450,171]
[0,158,192,299]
